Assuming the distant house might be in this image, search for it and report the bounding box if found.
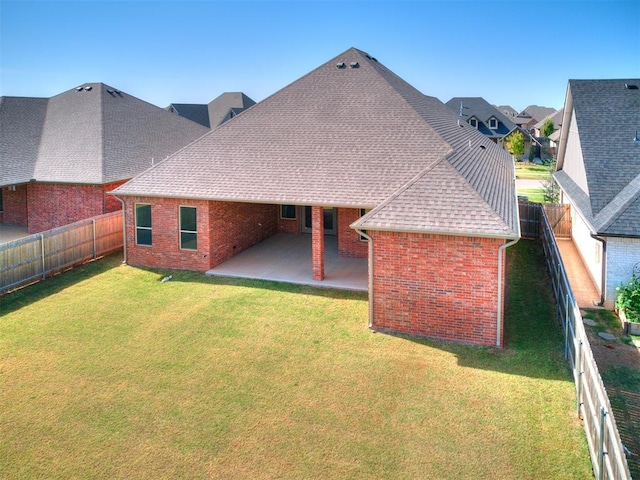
[495,105,518,118]
[0,83,209,233]
[445,97,539,156]
[445,97,518,143]
[514,105,557,132]
[554,79,640,308]
[113,47,520,347]
[533,108,563,138]
[167,92,256,128]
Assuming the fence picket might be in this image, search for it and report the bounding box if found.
[0,211,123,295]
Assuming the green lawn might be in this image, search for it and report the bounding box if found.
[0,242,591,479]
[515,162,553,179]
[518,188,545,203]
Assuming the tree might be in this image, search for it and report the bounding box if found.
[542,162,560,203]
[541,118,555,137]
[506,131,525,156]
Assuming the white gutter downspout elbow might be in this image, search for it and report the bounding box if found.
[354,228,374,328]
[113,195,127,264]
[497,237,519,347]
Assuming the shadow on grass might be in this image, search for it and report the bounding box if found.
[0,252,125,316]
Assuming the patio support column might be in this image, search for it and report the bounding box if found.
[312,206,324,281]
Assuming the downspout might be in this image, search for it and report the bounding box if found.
[355,229,374,328]
[497,237,519,347]
[113,195,127,264]
[590,234,606,306]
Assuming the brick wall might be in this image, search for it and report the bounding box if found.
[123,197,278,272]
[337,207,368,258]
[124,197,212,272]
[605,237,640,309]
[277,205,300,234]
[0,185,28,226]
[25,181,127,233]
[370,231,505,347]
[208,201,278,267]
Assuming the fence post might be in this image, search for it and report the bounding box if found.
[92,218,97,259]
[40,234,46,280]
[564,293,570,359]
[576,340,583,416]
[598,406,607,480]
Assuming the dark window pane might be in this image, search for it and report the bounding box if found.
[180,207,197,232]
[281,205,296,219]
[304,206,312,229]
[181,232,197,250]
[323,208,334,230]
[136,204,151,228]
[0,189,3,212]
[136,228,152,246]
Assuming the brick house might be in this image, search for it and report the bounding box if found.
[112,48,520,347]
[0,84,209,233]
[554,79,640,308]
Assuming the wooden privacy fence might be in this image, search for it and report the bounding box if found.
[540,205,632,480]
[0,211,123,295]
[518,199,572,240]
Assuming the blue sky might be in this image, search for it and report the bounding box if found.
[1,0,638,112]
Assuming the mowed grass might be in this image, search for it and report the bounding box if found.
[0,242,591,479]
[515,162,553,179]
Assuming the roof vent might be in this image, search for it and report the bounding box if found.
[625,83,638,90]
[350,62,359,69]
[84,86,92,91]
[75,87,83,92]
[336,62,346,69]
[480,145,486,150]
[107,89,114,94]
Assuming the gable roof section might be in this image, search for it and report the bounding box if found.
[167,104,211,127]
[445,97,517,138]
[533,108,563,131]
[521,105,556,123]
[0,84,209,187]
[555,79,640,236]
[114,47,518,238]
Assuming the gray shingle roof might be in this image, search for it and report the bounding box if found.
[445,97,517,139]
[167,93,256,128]
[167,104,211,127]
[521,105,557,124]
[1,83,209,186]
[554,79,640,237]
[114,48,518,238]
[533,108,563,131]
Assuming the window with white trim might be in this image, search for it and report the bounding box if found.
[469,117,478,129]
[179,206,197,250]
[489,117,498,129]
[280,205,296,219]
[135,203,152,246]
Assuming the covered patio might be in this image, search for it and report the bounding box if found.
[206,233,368,291]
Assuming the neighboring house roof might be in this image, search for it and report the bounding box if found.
[167,104,211,127]
[554,79,640,237]
[167,92,256,128]
[114,48,518,239]
[495,105,517,117]
[533,108,563,132]
[520,105,557,124]
[445,97,518,140]
[0,83,210,187]
[513,113,534,127]
[548,128,561,142]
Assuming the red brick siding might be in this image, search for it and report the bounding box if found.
[208,201,278,267]
[124,197,212,272]
[0,185,28,226]
[371,231,505,347]
[278,205,300,234]
[25,181,128,233]
[337,207,368,258]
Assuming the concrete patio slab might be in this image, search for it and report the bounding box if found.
[206,233,368,292]
[0,225,29,245]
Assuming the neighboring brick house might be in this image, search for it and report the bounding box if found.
[113,47,520,347]
[554,79,640,308]
[167,92,256,128]
[513,105,557,133]
[0,84,209,233]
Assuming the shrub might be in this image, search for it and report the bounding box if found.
[615,274,640,322]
